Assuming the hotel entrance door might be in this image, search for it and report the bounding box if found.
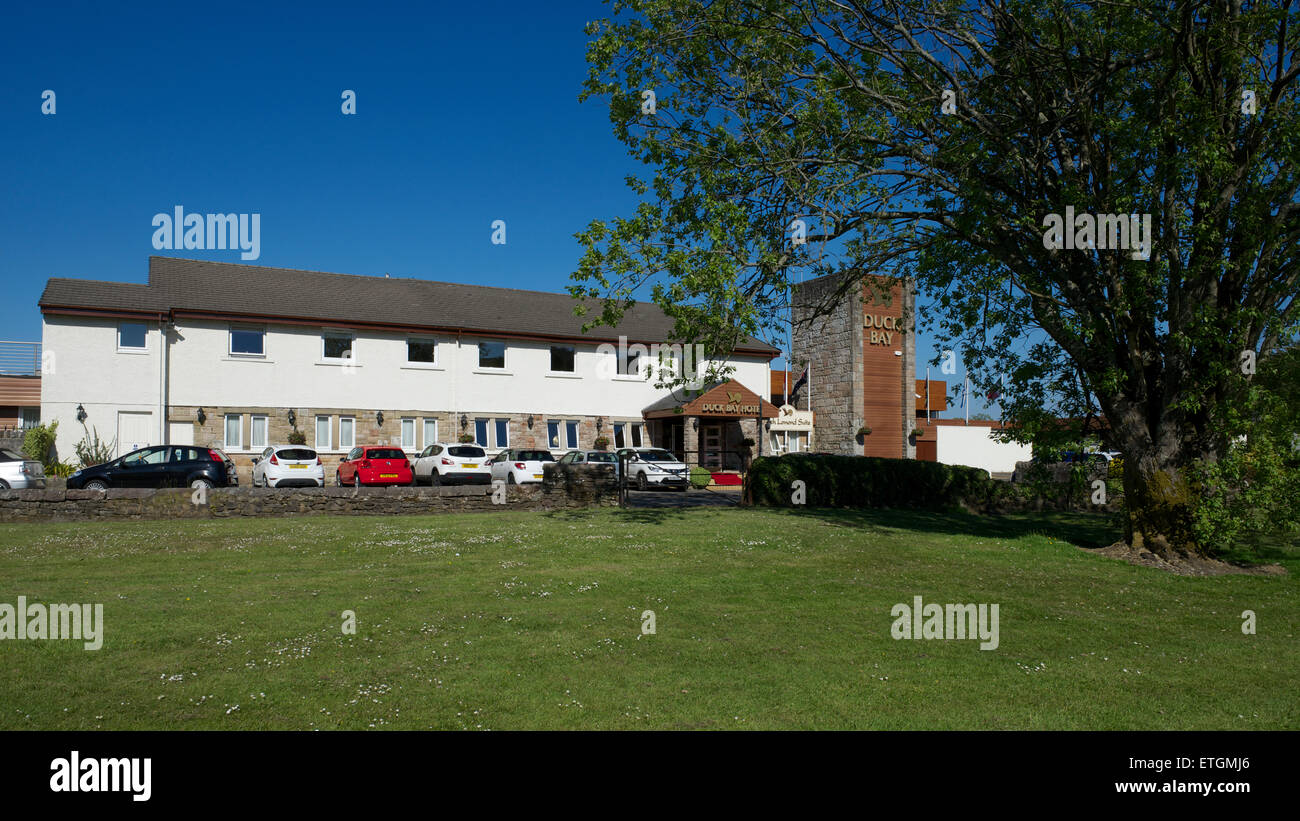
[701,423,723,468]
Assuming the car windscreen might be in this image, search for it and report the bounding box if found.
[367,448,406,459]
[516,450,555,462]
[0,449,25,462]
[638,450,678,462]
[447,446,485,458]
[276,448,317,461]
[586,452,617,463]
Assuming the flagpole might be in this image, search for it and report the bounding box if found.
[964,374,969,425]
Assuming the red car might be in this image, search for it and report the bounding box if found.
[336,446,414,486]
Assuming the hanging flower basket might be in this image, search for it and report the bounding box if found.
[857,426,872,437]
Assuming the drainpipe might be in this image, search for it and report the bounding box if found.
[158,313,168,445]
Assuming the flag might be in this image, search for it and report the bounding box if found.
[788,365,809,404]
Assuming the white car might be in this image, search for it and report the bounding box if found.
[619,447,690,491]
[251,446,325,488]
[413,443,492,486]
[0,447,46,489]
[488,448,555,484]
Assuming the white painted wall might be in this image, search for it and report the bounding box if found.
[41,316,165,460]
[935,425,1033,474]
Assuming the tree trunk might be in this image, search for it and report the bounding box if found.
[1120,446,1206,560]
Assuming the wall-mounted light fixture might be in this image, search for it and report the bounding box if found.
[196,407,206,425]
[595,417,603,432]
[692,418,699,431]
[76,404,87,423]
[287,409,297,428]
[460,414,468,429]
[526,414,534,429]
[376,411,385,426]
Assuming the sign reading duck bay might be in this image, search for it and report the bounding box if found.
[700,390,761,415]
[865,313,904,345]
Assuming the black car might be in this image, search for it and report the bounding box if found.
[67,445,238,491]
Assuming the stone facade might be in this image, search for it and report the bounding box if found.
[170,406,638,483]
[791,274,916,457]
[0,466,619,523]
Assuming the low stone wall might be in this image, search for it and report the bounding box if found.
[0,467,618,523]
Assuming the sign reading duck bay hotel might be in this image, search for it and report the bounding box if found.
[866,313,904,345]
[700,391,761,415]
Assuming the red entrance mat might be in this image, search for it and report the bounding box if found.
[710,472,743,486]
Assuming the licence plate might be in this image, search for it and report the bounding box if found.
[380,473,398,479]
[532,474,543,479]
[462,464,478,469]
[290,464,307,469]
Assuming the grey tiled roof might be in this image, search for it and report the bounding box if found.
[38,257,779,355]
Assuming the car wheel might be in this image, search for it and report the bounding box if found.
[430,471,441,487]
[637,473,648,491]
[335,472,343,487]
[190,478,213,490]
[507,473,516,485]
[0,479,9,489]
[84,479,108,491]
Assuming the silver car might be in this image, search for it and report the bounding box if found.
[0,447,46,489]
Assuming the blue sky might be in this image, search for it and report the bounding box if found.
[0,0,994,416]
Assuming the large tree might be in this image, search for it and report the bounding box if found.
[573,0,1300,560]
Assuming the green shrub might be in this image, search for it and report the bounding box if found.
[287,429,307,446]
[74,425,116,467]
[22,421,59,468]
[744,453,1001,510]
[689,465,712,488]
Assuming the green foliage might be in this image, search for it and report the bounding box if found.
[688,465,712,488]
[745,454,1002,510]
[46,460,77,478]
[287,429,307,446]
[74,425,116,468]
[457,432,475,444]
[21,421,58,468]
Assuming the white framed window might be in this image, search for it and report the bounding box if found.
[494,419,509,449]
[250,415,268,449]
[322,333,353,361]
[549,344,575,373]
[564,420,579,449]
[339,416,355,450]
[474,418,489,447]
[407,339,436,364]
[224,414,242,450]
[19,408,39,430]
[477,341,506,369]
[613,423,625,449]
[617,346,643,376]
[422,418,438,447]
[230,326,265,357]
[631,423,644,447]
[315,415,332,451]
[546,420,561,449]
[400,418,416,450]
[118,322,147,350]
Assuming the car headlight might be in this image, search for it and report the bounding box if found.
[72,470,82,477]
[646,464,663,472]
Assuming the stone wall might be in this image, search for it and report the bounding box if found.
[0,429,24,455]
[0,466,618,523]
[792,274,862,455]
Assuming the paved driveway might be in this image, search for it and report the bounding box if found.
[624,487,742,508]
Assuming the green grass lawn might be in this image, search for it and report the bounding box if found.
[0,506,1295,729]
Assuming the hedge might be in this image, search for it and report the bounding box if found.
[744,454,1012,510]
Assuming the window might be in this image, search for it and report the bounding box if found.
[631,424,644,447]
[617,346,642,376]
[549,344,575,373]
[613,423,625,449]
[118,322,147,350]
[407,339,436,364]
[401,418,416,450]
[478,341,506,369]
[19,408,39,430]
[123,446,169,467]
[494,419,509,449]
[565,420,579,449]
[546,420,560,449]
[322,333,353,361]
[474,418,488,447]
[613,423,644,449]
[339,417,355,450]
[224,414,242,450]
[250,415,268,449]
[423,418,438,447]
[315,415,332,451]
[230,327,265,356]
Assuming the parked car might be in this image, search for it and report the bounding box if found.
[488,448,555,484]
[617,447,690,491]
[0,448,46,489]
[554,449,620,479]
[67,445,238,490]
[336,446,413,487]
[412,443,491,485]
[252,446,325,488]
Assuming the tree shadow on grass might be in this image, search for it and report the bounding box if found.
[543,504,1123,549]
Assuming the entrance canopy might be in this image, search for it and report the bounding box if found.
[642,379,780,420]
